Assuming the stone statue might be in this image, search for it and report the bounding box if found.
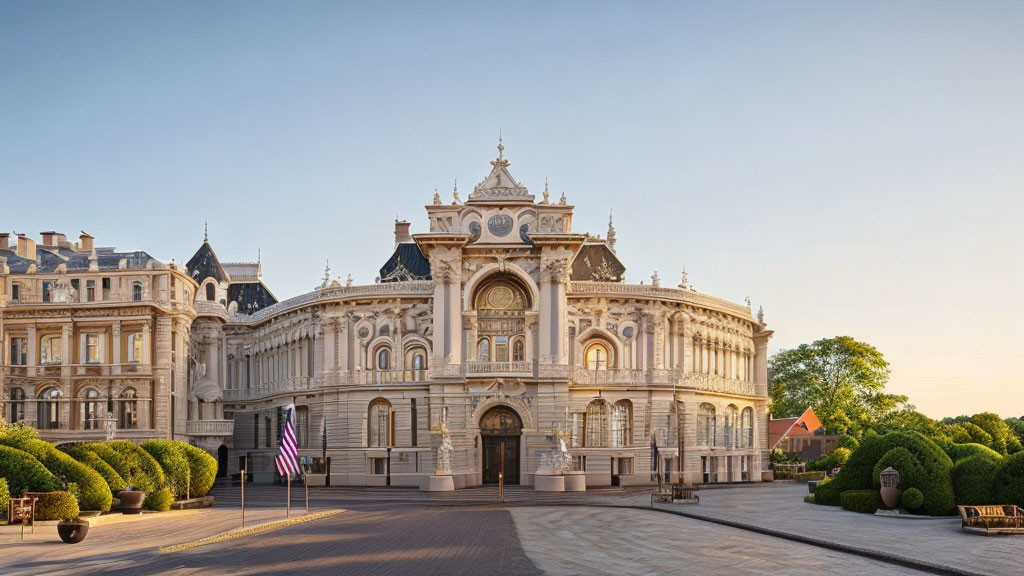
[679,268,688,289]
[433,187,441,205]
[435,409,453,476]
[757,305,765,323]
[651,271,660,287]
[542,178,550,204]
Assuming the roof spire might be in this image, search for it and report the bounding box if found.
[607,210,617,252]
[541,178,550,204]
[203,220,208,243]
[321,259,331,289]
[498,127,503,159]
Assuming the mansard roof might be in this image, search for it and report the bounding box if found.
[571,241,626,282]
[185,242,228,284]
[379,242,431,283]
[228,281,278,315]
[0,246,160,274]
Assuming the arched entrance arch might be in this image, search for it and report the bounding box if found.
[479,405,523,485]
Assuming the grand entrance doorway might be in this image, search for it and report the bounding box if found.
[480,406,522,485]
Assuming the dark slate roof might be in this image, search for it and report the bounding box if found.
[228,281,278,315]
[571,243,626,282]
[379,243,431,283]
[0,247,159,274]
[185,242,228,284]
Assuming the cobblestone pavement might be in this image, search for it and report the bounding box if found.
[510,506,932,576]
[639,483,1022,576]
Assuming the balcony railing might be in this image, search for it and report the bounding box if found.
[570,368,759,395]
[186,419,234,436]
[0,363,153,378]
[464,361,533,375]
[223,376,316,401]
[681,373,757,396]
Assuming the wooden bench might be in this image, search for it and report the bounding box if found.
[958,505,1024,535]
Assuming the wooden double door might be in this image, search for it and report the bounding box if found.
[482,435,519,485]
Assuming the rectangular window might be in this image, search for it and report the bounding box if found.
[11,283,20,301]
[86,280,95,302]
[254,414,260,448]
[617,457,634,475]
[265,414,272,448]
[570,413,585,448]
[371,457,386,475]
[296,406,309,448]
[495,336,508,362]
[276,407,284,446]
[43,281,53,302]
[572,455,587,472]
[86,334,101,363]
[10,337,27,365]
[101,277,110,290]
[129,333,143,362]
[410,398,417,447]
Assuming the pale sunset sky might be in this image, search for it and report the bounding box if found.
[1,2,1021,418]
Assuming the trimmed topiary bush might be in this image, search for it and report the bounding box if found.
[0,477,8,520]
[942,441,1001,463]
[993,451,1024,507]
[0,437,111,512]
[952,453,1001,505]
[0,445,61,497]
[814,432,955,516]
[142,440,190,498]
[107,441,165,492]
[902,487,924,510]
[872,447,926,491]
[34,491,80,521]
[61,445,127,496]
[838,435,860,451]
[840,490,882,514]
[179,443,218,497]
[143,487,174,512]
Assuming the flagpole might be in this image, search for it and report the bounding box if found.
[286,472,291,519]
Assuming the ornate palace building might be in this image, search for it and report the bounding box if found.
[1,142,773,488]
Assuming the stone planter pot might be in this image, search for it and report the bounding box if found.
[117,490,145,514]
[57,520,89,544]
[880,486,902,509]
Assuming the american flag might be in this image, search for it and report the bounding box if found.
[275,405,301,477]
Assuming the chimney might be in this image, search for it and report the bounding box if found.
[16,235,37,261]
[40,231,68,247]
[394,220,412,247]
[0,233,9,250]
[78,231,94,253]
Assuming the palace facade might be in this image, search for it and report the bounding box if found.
[1,143,773,488]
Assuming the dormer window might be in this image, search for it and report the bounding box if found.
[206,283,216,301]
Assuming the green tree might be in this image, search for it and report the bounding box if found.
[769,336,905,434]
[970,413,1023,455]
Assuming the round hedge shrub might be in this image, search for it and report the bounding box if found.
[0,445,61,497]
[143,487,174,512]
[0,478,9,520]
[0,437,111,512]
[179,443,218,497]
[838,435,860,451]
[902,487,924,510]
[872,447,926,491]
[107,441,165,492]
[840,490,882,514]
[994,451,1024,507]
[952,453,1001,505]
[142,440,190,498]
[813,432,955,516]
[34,491,80,521]
[943,442,1001,463]
[61,445,127,496]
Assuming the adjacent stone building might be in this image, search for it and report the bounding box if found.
[1,143,773,488]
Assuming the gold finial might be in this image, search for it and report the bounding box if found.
[497,127,503,159]
[433,186,441,205]
[542,178,550,204]
[559,191,567,205]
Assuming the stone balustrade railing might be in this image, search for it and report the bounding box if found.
[681,373,757,396]
[464,361,533,375]
[193,299,229,319]
[1,363,154,378]
[228,280,434,325]
[569,281,753,318]
[185,419,234,436]
[223,376,316,401]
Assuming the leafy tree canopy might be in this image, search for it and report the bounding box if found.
[769,336,906,435]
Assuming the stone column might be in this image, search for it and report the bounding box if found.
[323,318,336,373]
[27,325,37,376]
[112,321,122,373]
[142,322,151,365]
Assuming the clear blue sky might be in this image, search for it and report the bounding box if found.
[2,1,1022,418]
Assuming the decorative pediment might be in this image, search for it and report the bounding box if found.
[467,139,535,203]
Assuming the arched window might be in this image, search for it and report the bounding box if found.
[40,335,62,365]
[741,407,754,449]
[368,398,393,447]
[612,400,633,447]
[375,347,391,371]
[585,400,609,447]
[697,403,716,447]
[83,389,102,430]
[9,388,25,423]
[132,281,143,301]
[512,338,524,362]
[119,388,138,429]
[37,387,62,430]
[473,277,529,366]
[206,283,216,301]
[478,339,490,362]
[129,333,144,363]
[585,342,611,371]
[494,336,508,362]
[725,405,739,448]
[407,346,427,381]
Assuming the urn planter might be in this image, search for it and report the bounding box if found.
[117,490,145,514]
[57,520,89,544]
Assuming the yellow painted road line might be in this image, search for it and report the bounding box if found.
[158,510,344,554]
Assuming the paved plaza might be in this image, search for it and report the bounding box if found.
[0,482,1014,575]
